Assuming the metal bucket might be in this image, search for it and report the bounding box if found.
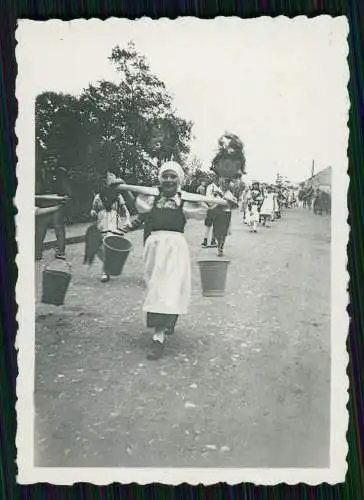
[198,258,230,297]
[42,262,71,306]
[103,235,132,276]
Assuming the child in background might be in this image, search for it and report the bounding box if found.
[246,200,260,233]
[88,183,131,282]
[260,187,275,227]
[201,177,220,248]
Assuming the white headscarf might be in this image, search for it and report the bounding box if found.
[158,161,185,187]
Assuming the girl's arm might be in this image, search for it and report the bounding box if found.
[183,202,209,221]
[35,205,60,217]
[120,213,147,234]
[223,190,239,208]
[135,194,155,214]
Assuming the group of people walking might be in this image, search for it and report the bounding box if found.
[36,160,310,361]
[242,182,295,232]
[36,161,239,361]
[199,179,295,238]
[298,185,331,215]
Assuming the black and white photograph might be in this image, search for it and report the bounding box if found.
[16,17,349,485]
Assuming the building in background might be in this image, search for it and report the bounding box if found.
[303,166,332,193]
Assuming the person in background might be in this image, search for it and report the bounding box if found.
[260,186,275,227]
[201,176,220,248]
[243,185,252,223]
[227,180,236,236]
[35,164,71,260]
[87,178,131,283]
[246,199,260,233]
[135,161,209,360]
[196,180,207,196]
[211,178,238,256]
[273,187,280,220]
[105,169,161,247]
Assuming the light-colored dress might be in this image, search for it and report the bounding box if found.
[136,193,207,315]
[260,193,275,216]
[245,203,260,224]
[91,193,131,235]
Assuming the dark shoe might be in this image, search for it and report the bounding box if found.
[101,273,110,283]
[55,252,66,260]
[147,340,164,360]
[210,239,218,247]
[218,248,224,257]
[201,238,208,248]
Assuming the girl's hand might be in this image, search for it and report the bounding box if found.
[60,195,69,205]
[223,191,238,204]
[119,222,131,234]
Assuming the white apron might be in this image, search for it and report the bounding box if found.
[143,231,191,315]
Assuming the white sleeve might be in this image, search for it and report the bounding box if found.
[183,202,209,221]
[135,194,155,214]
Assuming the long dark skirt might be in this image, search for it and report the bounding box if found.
[147,312,179,330]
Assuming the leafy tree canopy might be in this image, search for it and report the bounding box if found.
[36,41,194,219]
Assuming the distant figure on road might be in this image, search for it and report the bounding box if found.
[135,161,209,361]
[313,189,331,216]
[246,200,260,233]
[260,187,275,227]
[241,186,249,222]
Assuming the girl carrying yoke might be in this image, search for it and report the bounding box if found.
[134,161,209,360]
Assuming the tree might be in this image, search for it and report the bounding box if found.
[36,92,104,220]
[183,156,215,192]
[35,41,194,220]
[108,41,193,179]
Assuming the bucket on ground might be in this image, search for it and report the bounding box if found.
[42,262,71,306]
[104,235,132,276]
[197,258,230,297]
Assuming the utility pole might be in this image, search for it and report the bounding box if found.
[311,159,315,179]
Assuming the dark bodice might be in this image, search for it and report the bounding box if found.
[144,193,186,238]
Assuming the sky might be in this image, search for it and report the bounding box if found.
[18,17,349,183]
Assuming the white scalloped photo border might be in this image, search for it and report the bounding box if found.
[15,16,349,485]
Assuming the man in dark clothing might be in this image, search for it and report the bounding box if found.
[35,165,71,260]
